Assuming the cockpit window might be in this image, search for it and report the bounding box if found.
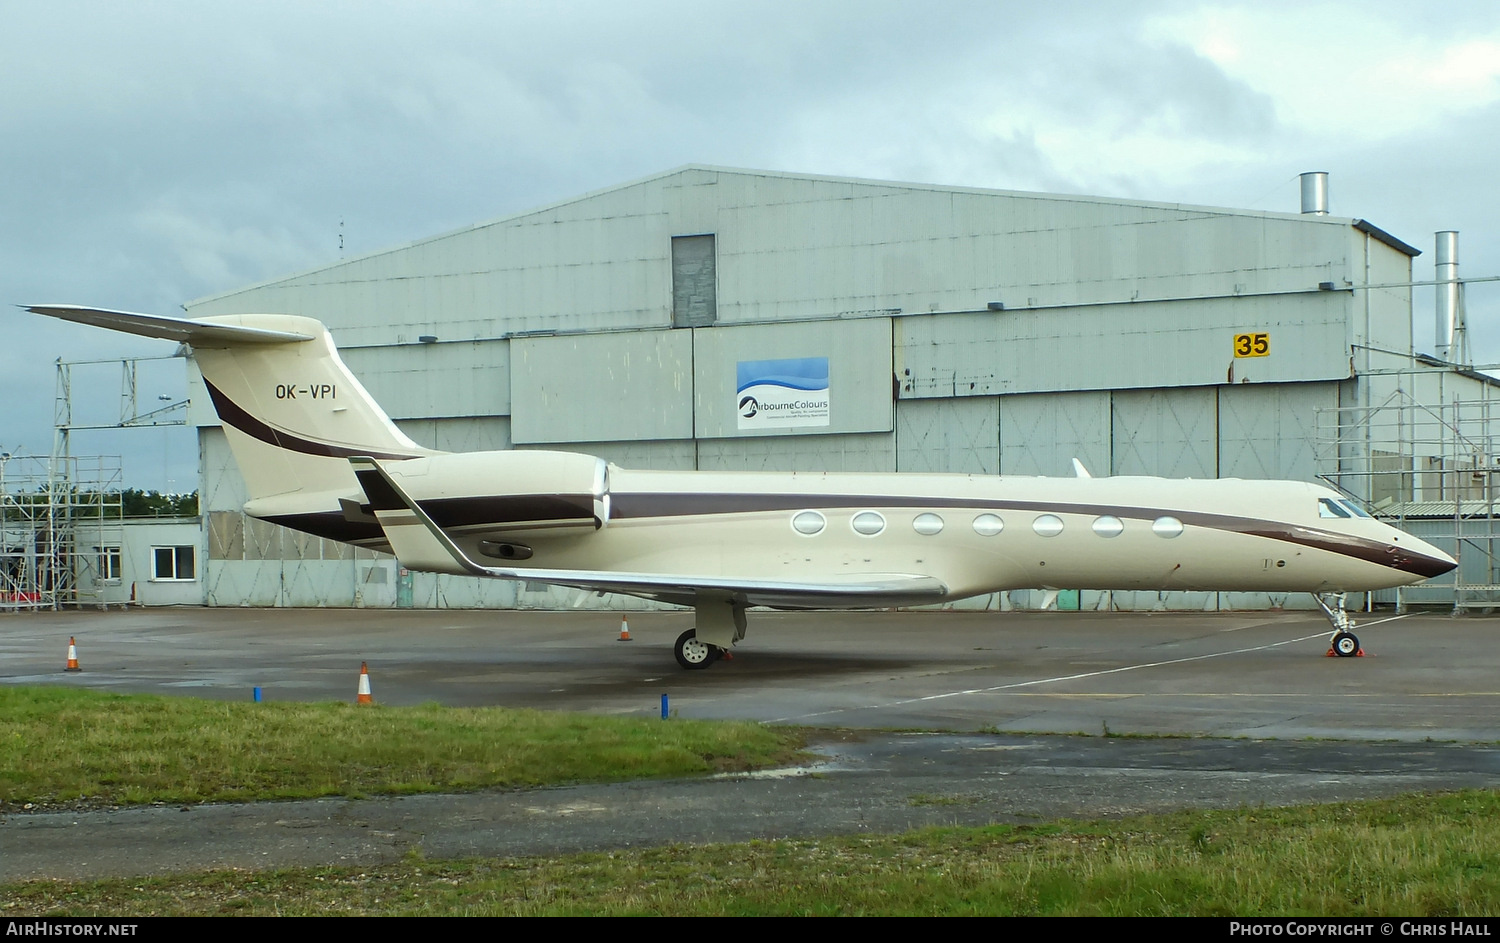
[1339,500,1373,519]
[1319,498,1351,519]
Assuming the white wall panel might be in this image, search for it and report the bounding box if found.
[693,318,892,438]
[342,340,509,420]
[999,391,1111,477]
[1107,590,1219,611]
[510,330,694,444]
[696,433,895,472]
[396,417,512,453]
[897,293,1351,398]
[895,397,998,473]
[199,428,248,513]
[1217,383,1336,482]
[1111,388,1218,478]
[526,439,697,470]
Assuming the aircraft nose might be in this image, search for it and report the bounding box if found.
[1390,535,1456,580]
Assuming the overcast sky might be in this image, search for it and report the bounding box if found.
[4,0,1499,489]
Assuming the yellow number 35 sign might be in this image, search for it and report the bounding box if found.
[1234,333,1270,358]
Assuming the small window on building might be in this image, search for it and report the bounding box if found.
[152,545,196,581]
[98,546,121,582]
[671,234,717,327]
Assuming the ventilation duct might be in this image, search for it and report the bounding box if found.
[1299,172,1329,215]
[1435,231,1461,362]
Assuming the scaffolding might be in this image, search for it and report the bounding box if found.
[0,354,188,610]
[0,454,123,610]
[1317,385,1500,611]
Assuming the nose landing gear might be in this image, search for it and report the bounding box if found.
[1315,593,1363,657]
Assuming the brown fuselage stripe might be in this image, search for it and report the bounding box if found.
[262,491,1455,580]
[205,379,423,462]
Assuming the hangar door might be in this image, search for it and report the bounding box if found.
[1110,383,1334,482]
[1111,388,1218,478]
[999,391,1111,477]
[895,397,999,474]
[1217,383,1334,483]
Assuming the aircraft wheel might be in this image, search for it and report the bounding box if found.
[1332,631,1360,657]
[675,628,719,670]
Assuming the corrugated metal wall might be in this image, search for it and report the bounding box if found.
[895,398,998,474]
[510,330,694,444]
[998,391,1111,477]
[692,318,892,438]
[341,341,510,420]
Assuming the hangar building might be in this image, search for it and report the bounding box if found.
[176,165,1493,612]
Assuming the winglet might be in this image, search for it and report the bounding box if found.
[24,305,315,345]
[349,456,487,577]
[1072,458,1093,479]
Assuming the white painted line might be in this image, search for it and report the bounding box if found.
[766,615,1410,724]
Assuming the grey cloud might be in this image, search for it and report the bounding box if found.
[3,0,1497,486]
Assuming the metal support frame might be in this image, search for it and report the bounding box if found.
[1,355,188,610]
[0,454,122,610]
[1316,382,1500,613]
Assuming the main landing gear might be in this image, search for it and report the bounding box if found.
[1314,593,1362,658]
[674,628,725,669]
[673,597,749,669]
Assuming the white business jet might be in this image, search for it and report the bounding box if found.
[25,305,1457,669]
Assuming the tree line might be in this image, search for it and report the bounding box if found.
[0,488,199,518]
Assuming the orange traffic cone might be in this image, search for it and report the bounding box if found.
[65,637,81,672]
[356,661,373,704]
[618,616,632,642]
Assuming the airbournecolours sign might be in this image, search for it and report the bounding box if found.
[736,357,830,430]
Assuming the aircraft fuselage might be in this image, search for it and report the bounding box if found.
[252,452,1452,606]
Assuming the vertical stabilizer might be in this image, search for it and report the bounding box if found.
[191,315,432,500]
[25,306,434,503]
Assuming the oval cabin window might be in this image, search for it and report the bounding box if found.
[972,513,1004,536]
[1092,516,1124,538]
[1032,514,1064,537]
[1152,516,1184,538]
[851,511,886,536]
[791,510,826,536]
[912,513,944,536]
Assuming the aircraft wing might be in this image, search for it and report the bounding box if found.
[23,305,315,345]
[348,456,949,609]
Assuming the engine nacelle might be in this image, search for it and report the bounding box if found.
[378,449,610,533]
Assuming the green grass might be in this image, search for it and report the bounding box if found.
[0,686,803,806]
[6,685,1498,915]
[6,791,1500,915]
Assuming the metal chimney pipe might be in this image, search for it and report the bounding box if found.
[1435,231,1460,361]
[1299,172,1329,215]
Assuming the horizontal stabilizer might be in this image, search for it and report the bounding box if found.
[349,456,949,608]
[24,305,314,346]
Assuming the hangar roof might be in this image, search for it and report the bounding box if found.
[188,164,1417,308]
